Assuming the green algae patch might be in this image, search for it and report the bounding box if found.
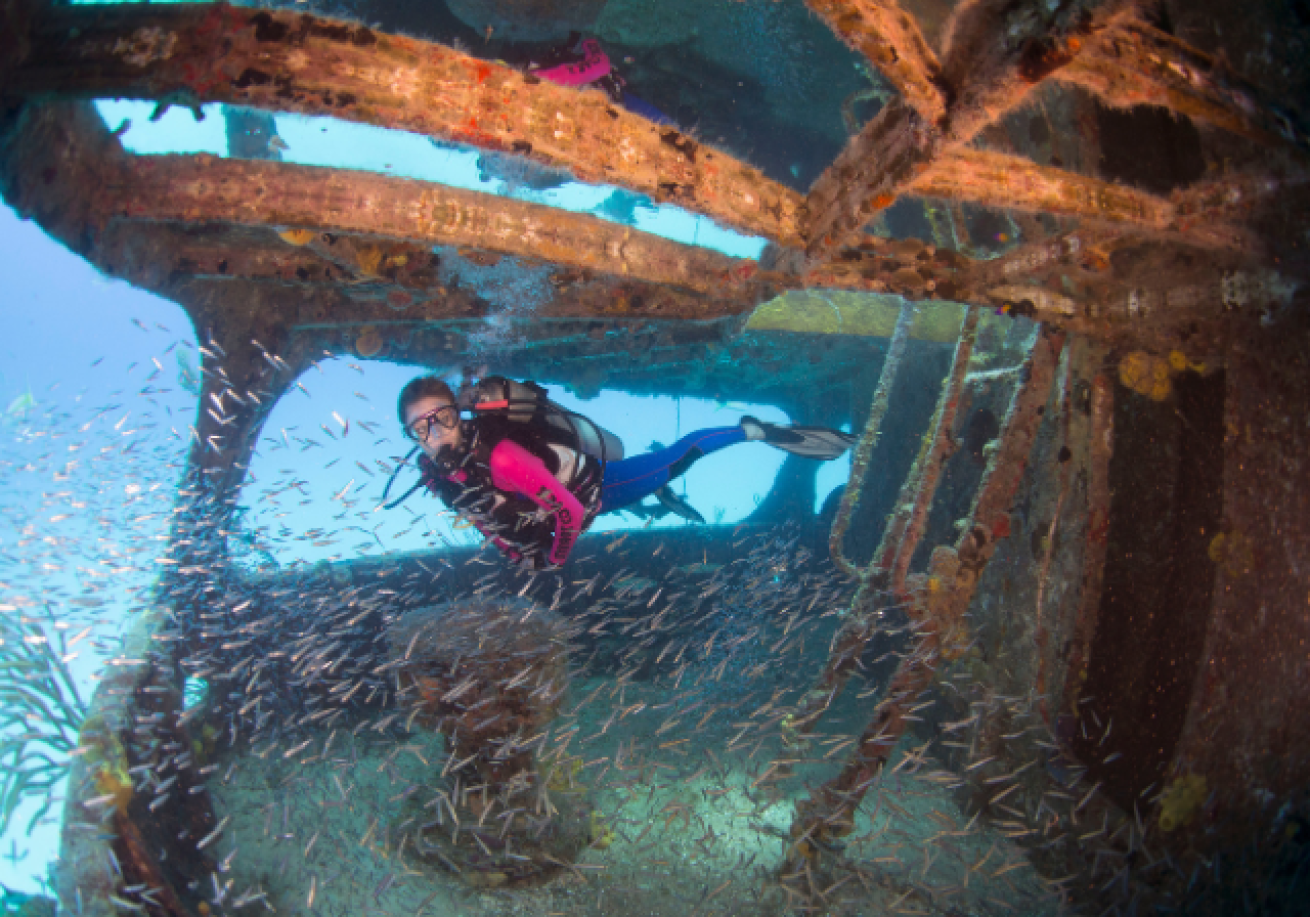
[747,291,1006,342]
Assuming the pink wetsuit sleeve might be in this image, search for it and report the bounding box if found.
[488,439,585,565]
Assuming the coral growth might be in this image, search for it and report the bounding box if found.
[1118,349,1203,401]
[277,228,316,246]
[93,760,133,815]
[1209,531,1254,578]
[1158,774,1208,831]
[354,325,383,358]
[389,598,571,792]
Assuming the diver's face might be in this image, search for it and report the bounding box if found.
[404,395,463,461]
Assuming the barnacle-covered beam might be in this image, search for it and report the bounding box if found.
[916,148,1171,226]
[1171,168,1310,231]
[103,153,766,299]
[803,0,1140,259]
[912,148,1248,251]
[936,0,1141,144]
[93,221,360,287]
[802,97,935,260]
[290,231,443,289]
[1059,20,1310,153]
[96,216,751,323]
[5,1,805,248]
[804,0,947,124]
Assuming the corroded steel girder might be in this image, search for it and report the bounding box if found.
[804,0,947,124]
[101,153,765,298]
[802,97,937,260]
[914,147,1239,247]
[1060,20,1310,153]
[937,0,1141,145]
[6,1,805,247]
[2,1,1265,273]
[96,219,758,322]
[802,0,1146,258]
[0,95,1288,364]
[0,101,771,319]
[93,221,361,287]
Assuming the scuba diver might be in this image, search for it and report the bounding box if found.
[388,375,857,569]
[510,32,675,126]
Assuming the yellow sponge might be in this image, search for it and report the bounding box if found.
[1158,774,1207,831]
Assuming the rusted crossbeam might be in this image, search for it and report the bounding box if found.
[0,97,1280,354]
[805,0,947,124]
[804,0,1148,259]
[5,1,805,248]
[1059,19,1310,153]
[100,153,763,298]
[938,0,1141,145]
[96,216,754,324]
[915,148,1167,229]
[93,221,366,287]
[803,97,937,260]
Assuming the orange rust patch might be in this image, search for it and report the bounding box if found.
[871,193,896,209]
[475,62,492,83]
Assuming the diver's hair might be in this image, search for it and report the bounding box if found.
[397,375,456,426]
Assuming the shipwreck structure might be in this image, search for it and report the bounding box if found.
[1,0,1307,913]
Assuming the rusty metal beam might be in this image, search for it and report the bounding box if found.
[915,148,1157,230]
[802,97,936,260]
[937,0,1141,145]
[803,0,1140,259]
[95,216,756,324]
[1059,20,1310,153]
[100,152,764,298]
[0,103,767,323]
[916,148,1258,252]
[5,1,805,248]
[93,221,359,287]
[804,0,947,124]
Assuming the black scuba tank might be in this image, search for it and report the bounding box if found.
[460,376,624,465]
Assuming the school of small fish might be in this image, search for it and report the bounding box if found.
[3,328,1189,917]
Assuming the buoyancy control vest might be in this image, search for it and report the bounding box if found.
[384,377,621,558]
[459,376,624,467]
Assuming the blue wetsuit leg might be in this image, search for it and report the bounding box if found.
[621,92,676,126]
[600,426,745,513]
